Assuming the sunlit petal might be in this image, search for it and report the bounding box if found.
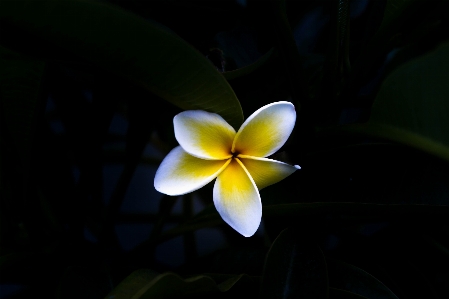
[174,110,236,160]
[238,155,300,190]
[213,158,261,237]
[154,146,231,196]
[232,101,296,157]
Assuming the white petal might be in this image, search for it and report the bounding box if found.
[154,146,231,196]
[238,155,300,190]
[213,158,261,237]
[174,110,236,160]
[232,101,296,157]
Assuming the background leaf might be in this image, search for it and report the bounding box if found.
[260,228,328,299]
[104,270,255,299]
[327,259,399,299]
[103,269,159,299]
[349,41,449,162]
[0,0,243,129]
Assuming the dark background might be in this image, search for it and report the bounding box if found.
[1,0,449,298]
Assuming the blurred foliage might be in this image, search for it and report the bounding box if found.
[1,0,449,298]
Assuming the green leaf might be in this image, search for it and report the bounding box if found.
[0,0,243,129]
[104,270,254,299]
[0,46,45,169]
[102,269,159,299]
[260,228,329,299]
[327,259,399,299]
[345,42,448,162]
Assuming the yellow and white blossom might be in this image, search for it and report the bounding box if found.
[154,101,300,237]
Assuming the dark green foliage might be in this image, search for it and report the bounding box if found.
[260,228,329,299]
[1,0,449,298]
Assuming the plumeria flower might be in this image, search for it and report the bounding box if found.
[154,101,300,237]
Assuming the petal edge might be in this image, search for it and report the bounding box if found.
[154,146,231,196]
[232,101,296,157]
[174,110,236,160]
[213,158,261,237]
[238,155,299,190]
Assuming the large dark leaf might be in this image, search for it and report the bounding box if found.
[329,41,449,162]
[104,270,254,299]
[0,0,243,129]
[260,228,329,299]
[351,0,426,91]
[103,269,158,299]
[327,259,399,299]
